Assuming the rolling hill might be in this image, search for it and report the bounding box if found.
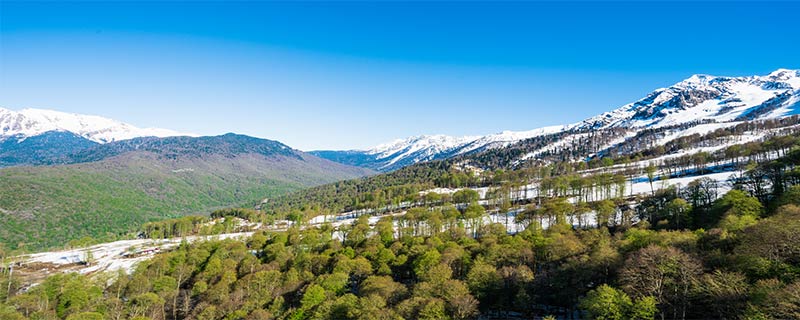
[0,133,374,250]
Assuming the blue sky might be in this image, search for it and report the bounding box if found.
[1,1,798,150]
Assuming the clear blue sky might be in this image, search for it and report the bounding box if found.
[1,1,798,150]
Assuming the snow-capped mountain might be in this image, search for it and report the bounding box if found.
[311,126,566,171]
[315,69,800,171]
[454,126,567,154]
[366,134,481,167]
[363,126,568,169]
[0,107,190,143]
[576,68,800,129]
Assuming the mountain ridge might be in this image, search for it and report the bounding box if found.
[314,68,800,171]
[0,107,192,143]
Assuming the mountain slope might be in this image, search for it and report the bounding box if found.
[0,131,99,167]
[316,69,800,171]
[0,107,196,167]
[576,68,800,129]
[0,134,374,250]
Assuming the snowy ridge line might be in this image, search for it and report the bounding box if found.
[324,69,799,171]
[0,107,193,143]
[574,69,800,130]
[363,125,567,170]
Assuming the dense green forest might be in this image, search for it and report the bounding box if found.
[3,142,800,319]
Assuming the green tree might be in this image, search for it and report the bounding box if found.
[579,284,632,320]
[542,197,573,227]
[376,217,395,245]
[734,205,800,279]
[664,198,692,229]
[360,275,408,305]
[414,249,442,280]
[645,165,657,196]
[0,304,25,320]
[463,203,486,238]
[65,312,105,320]
[301,284,327,310]
[580,285,657,320]
[595,200,616,228]
[419,299,450,320]
[53,274,103,319]
[466,259,501,302]
[453,189,480,204]
[630,296,658,320]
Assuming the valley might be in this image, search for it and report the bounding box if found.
[3,69,800,320]
[4,2,800,319]
[0,133,374,250]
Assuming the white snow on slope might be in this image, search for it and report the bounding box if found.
[629,171,739,196]
[0,107,192,143]
[23,232,253,275]
[576,69,800,130]
[655,122,742,146]
[365,125,567,169]
[355,69,799,170]
[770,68,800,88]
[519,132,592,161]
[368,134,481,166]
[457,125,566,154]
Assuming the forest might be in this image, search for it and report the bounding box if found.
[4,118,800,319]
[3,133,800,319]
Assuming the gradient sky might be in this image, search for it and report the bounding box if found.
[1,1,798,150]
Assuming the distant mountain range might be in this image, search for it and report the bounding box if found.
[313,69,800,171]
[310,126,565,171]
[5,68,798,172]
[0,107,190,143]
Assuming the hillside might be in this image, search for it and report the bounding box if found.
[0,134,374,250]
[268,114,800,221]
[0,131,99,167]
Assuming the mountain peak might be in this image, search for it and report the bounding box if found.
[681,74,717,86]
[768,68,798,76]
[368,134,479,159]
[766,68,800,85]
[0,107,193,143]
[576,68,800,130]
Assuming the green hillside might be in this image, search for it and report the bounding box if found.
[0,135,373,251]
